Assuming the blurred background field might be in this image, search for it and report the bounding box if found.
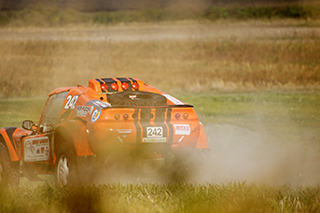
[0,1,320,212]
[0,22,319,144]
[0,37,319,98]
[0,1,319,99]
[0,0,320,27]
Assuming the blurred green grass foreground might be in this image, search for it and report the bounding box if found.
[1,182,320,212]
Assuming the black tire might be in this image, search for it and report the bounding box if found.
[0,143,20,187]
[55,143,80,186]
[107,91,167,106]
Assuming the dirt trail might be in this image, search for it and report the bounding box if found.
[0,23,319,42]
[192,124,320,186]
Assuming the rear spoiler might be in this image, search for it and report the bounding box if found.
[106,105,194,109]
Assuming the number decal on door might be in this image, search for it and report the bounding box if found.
[64,95,79,110]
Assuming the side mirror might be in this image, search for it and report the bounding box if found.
[22,120,35,130]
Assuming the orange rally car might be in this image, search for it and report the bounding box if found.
[0,77,209,186]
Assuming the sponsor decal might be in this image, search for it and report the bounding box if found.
[117,129,132,138]
[174,124,190,135]
[86,100,111,110]
[91,109,101,123]
[117,129,132,134]
[24,137,50,162]
[162,94,184,105]
[93,100,111,108]
[129,95,137,100]
[142,138,167,143]
[76,105,94,117]
[64,95,79,109]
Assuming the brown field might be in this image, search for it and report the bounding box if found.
[0,20,320,212]
[0,20,319,99]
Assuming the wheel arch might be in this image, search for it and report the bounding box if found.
[53,120,94,158]
[53,121,95,185]
[0,128,19,161]
[53,126,74,156]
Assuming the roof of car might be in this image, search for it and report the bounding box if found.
[48,87,74,96]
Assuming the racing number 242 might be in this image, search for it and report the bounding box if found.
[147,127,163,137]
[64,95,79,110]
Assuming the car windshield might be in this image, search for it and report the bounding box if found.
[41,92,68,131]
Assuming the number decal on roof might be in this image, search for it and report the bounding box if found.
[64,95,79,110]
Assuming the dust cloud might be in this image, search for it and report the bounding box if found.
[88,123,320,186]
[190,124,320,186]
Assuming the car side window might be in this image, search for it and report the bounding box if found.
[41,92,68,132]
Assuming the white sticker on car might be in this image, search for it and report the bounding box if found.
[93,100,111,108]
[117,129,132,134]
[162,94,184,105]
[76,105,94,117]
[174,124,190,135]
[64,95,79,110]
[142,138,167,143]
[24,137,50,162]
[91,109,101,123]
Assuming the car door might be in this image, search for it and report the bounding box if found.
[22,92,68,163]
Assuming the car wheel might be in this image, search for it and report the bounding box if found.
[0,143,20,187]
[55,143,80,186]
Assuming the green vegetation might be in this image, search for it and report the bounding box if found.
[179,91,320,143]
[0,3,319,27]
[0,98,46,128]
[0,182,319,212]
[202,5,320,21]
[1,91,319,144]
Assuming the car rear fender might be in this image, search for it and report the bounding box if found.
[54,119,94,159]
[194,123,209,149]
[0,127,20,161]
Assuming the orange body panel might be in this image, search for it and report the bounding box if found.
[86,107,201,147]
[0,128,30,161]
[0,129,19,161]
[195,123,209,149]
[58,120,94,156]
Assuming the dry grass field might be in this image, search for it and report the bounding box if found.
[0,6,320,212]
[0,21,319,99]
